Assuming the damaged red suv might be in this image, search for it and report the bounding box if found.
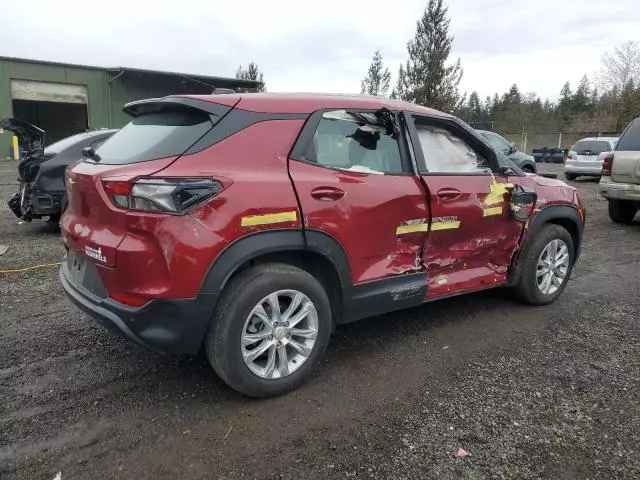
[60,94,585,397]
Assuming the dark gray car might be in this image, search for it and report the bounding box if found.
[3,118,117,224]
[477,130,537,173]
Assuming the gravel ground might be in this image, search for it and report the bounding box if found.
[0,161,639,480]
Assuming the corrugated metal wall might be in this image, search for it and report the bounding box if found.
[0,58,226,158]
[0,59,110,157]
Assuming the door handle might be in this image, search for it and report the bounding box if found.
[436,188,461,200]
[310,187,345,201]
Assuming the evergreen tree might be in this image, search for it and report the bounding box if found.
[573,75,591,113]
[361,50,391,96]
[235,62,266,92]
[394,0,462,111]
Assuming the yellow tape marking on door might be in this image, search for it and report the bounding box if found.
[483,206,503,217]
[484,173,513,206]
[396,223,429,235]
[241,211,298,227]
[430,221,461,231]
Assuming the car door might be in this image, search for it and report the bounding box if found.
[405,113,526,299]
[288,109,429,286]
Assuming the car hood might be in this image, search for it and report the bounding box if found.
[0,117,45,159]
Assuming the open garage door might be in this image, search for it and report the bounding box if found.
[11,80,89,145]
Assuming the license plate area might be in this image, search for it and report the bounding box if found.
[66,250,107,299]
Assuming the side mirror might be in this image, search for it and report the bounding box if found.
[510,185,537,221]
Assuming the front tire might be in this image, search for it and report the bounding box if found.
[513,224,574,305]
[608,199,637,224]
[565,173,577,181]
[206,263,332,398]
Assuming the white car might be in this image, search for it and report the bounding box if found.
[565,137,618,181]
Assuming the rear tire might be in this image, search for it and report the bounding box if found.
[608,199,638,224]
[513,224,574,306]
[565,173,577,181]
[522,165,535,174]
[206,263,332,398]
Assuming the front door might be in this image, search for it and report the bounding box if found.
[405,113,525,299]
[288,109,428,285]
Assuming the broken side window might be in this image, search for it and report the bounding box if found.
[311,110,404,174]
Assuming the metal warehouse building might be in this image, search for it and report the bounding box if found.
[0,56,259,157]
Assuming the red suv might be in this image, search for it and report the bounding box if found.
[60,94,585,397]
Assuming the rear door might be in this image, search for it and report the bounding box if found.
[612,119,640,184]
[405,113,525,299]
[288,109,428,285]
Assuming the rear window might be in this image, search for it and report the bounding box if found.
[94,108,212,164]
[570,140,612,154]
[44,132,89,155]
[616,119,640,151]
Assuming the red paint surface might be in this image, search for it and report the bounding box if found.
[61,93,583,308]
[289,162,429,283]
[421,174,524,299]
[62,119,304,300]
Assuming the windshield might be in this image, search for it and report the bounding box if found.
[44,132,89,155]
[570,140,612,154]
[94,108,212,164]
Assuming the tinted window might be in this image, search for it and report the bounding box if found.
[44,132,89,155]
[483,132,511,154]
[309,111,404,174]
[416,125,488,173]
[616,119,640,151]
[95,108,212,164]
[570,140,612,154]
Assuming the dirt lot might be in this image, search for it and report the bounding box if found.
[1,161,639,480]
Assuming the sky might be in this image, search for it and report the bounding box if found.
[0,0,638,102]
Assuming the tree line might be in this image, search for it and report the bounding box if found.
[360,0,639,135]
[235,0,639,135]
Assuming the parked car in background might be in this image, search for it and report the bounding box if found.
[60,94,584,397]
[477,130,536,173]
[1,117,117,224]
[532,147,568,164]
[565,137,618,181]
[600,119,640,223]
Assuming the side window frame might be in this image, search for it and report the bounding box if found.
[290,108,414,175]
[403,112,500,175]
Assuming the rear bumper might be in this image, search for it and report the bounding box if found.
[565,165,602,176]
[599,179,640,203]
[60,261,217,354]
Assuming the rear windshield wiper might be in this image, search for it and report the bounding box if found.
[82,146,102,162]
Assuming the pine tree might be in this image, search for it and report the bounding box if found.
[394,0,462,111]
[235,62,266,92]
[573,75,591,113]
[361,50,392,96]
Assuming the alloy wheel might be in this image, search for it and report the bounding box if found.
[536,239,570,295]
[241,290,319,379]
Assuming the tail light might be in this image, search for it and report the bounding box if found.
[567,152,575,160]
[102,178,222,213]
[601,153,614,176]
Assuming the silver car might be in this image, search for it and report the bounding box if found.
[565,137,618,181]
